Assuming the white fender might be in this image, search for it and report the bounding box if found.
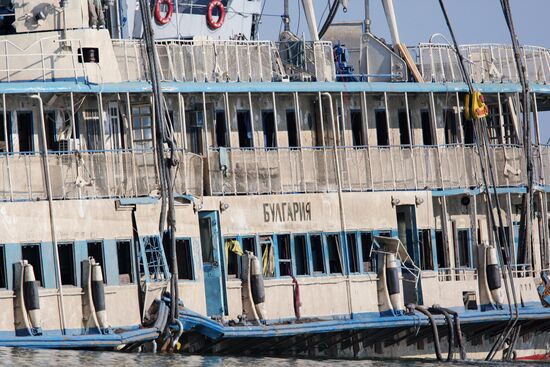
[24,264,41,329]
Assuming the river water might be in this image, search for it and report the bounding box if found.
[3,348,546,367]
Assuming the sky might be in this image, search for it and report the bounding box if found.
[256,0,550,142]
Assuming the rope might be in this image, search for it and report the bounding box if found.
[318,0,340,39]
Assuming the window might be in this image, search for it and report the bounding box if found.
[286,110,299,147]
[398,109,411,145]
[242,237,256,255]
[259,236,275,277]
[346,233,359,273]
[215,110,228,147]
[360,232,375,272]
[294,235,309,276]
[326,235,343,274]
[176,239,194,280]
[434,230,446,269]
[186,110,204,154]
[44,111,58,151]
[275,235,291,276]
[237,110,253,148]
[109,103,124,150]
[87,241,105,282]
[22,244,42,286]
[310,235,325,274]
[262,111,277,148]
[17,111,34,152]
[418,229,434,270]
[116,240,133,284]
[0,111,13,152]
[57,243,75,286]
[457,229,471,268]
[375,110,389,146]
[350,110,364,146]
[444,109,459,144]
[420,109,434,146]
[225,237,240,278]
[0,245,6,288]
[132,106,153,149]
[463,119,475,144]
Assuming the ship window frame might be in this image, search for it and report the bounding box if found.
[346,232,360,274]
[325,233,343,275]
[374,109,389,146]
[276,234,292,277]
[116,239,134,284]
[87,241,106,284]
[418,229,435,271]
[57,242,76,286]
[292,234,310,277]
[420,108,434,146]
[237,110,253,148]
[350,109,364,147]
[359,231,377,274]
[176,237,195,281]
[224,236,240,279]
[21,243,43,287]
[0,245,6,289]
[456,228,473,269]
[309,233,326,275]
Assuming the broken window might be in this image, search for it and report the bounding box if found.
[444,109,459,144]
[242,237,256,255]
[176,239,194,280]
[375,110,389,146]
[418,229,434,271]
[116,240,133,284]
[215,110,228,148]
[186,110,204,154]
[286,110,299,147]
[224,237,240,278]
[346,233,359,273]
[260,236,275,277]
[360,232,375,272]
[22,244,42,287]
[17,111,34,152]
[58,243,75,286]
[434,230,447,269]
[237,110,253,148]
[87,241,106,283]
[326,234,343,274]
[262,111,277,148]
[0,246,5,288]
[398,109,411,145]
[0,111,13,152]
[457,229,471,268]
[421,109,434,146]
[310,234,325,274]
[350,110,364,146]
[44,111,58,151]
[277,235,292,276]
[294,235,309,276]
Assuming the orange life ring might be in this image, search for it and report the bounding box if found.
[154,0,173,25]
[207,0,225,29]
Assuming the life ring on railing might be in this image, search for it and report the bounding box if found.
[206,0,225,30]
[154,0,173,25]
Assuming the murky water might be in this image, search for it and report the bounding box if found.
[2,348,546,367]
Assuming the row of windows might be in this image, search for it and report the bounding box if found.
[0,238,195,290]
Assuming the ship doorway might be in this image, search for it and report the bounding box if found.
[396,205,422,305]
[199,211,227,317]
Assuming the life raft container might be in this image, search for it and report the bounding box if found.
[207,0,225,29]
[154,0,173,25]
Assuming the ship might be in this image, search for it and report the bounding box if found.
[0,0,546,360]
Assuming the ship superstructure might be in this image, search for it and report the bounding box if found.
[0,0,546,360]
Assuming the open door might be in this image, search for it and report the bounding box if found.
[396,205,422,305]
[199,211,226,317]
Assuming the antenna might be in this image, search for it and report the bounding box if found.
[283,0,290,32]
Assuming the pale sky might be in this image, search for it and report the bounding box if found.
[257,0,550,142]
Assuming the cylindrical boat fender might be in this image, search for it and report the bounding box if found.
[386,253,403,314]
[250,255,266,320]
[486,246,503,305]
[23,264,41,329]
[91,263,108,329]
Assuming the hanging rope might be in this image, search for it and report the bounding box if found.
[436,0,520,361]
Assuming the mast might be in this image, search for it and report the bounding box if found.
[301,0,319,41]
[283,0,290,32]
[364,0,371,33]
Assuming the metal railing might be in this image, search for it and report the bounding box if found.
[416,43,550,84]
[207,144,525,196]
[0,149,203,202]
[0,37,88,83]
[277,40,336,81]
[437,267,478,282]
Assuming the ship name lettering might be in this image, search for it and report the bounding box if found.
[263,202,311,222]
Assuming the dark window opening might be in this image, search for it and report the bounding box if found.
[375,110,389,146]
[58,243,75,286]
[360,233,375,272]
[326,235,342,274]
[463,119,475,144]
[457,229,471,268]
[237,110,253,148]
[419,229,434,271]
[17,111,33,152]
[116,240,133,284]
[242,237,256,255]
[346,233,359,273]
[294,235,308,276]
[350,110,364,146]
[262,111,277,148]
[225,238,239,278]
[45,111,58,151]
[260,236,274,277]
[434,230,446,269]
[0,245,6,288]
[22,244,42,287]
[444,109,459,144]
[310,235,325,274]
[176,239,194,280]
[186,110,204,155]
[286,110,299,147]
[398,110,411,145]
[0,112,13,152]
[87,241,106,283]
[84,109,102,150]
[277,235,292,276]
[421,109,434,146]
[215,110,228,147]
[78,48,100,63]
